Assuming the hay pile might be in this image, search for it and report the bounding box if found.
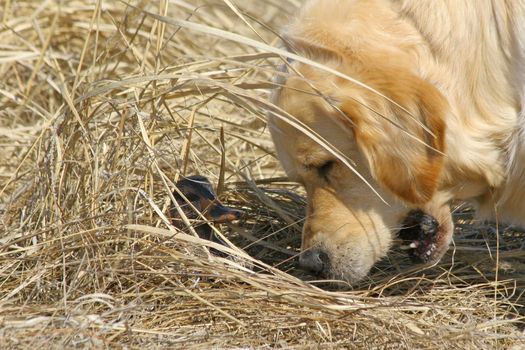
[1,1,525,348]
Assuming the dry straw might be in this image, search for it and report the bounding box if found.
[1,0,525,349]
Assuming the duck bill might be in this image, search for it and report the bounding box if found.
[202,198,243,223]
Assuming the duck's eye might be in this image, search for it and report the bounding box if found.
[316,160,335,179]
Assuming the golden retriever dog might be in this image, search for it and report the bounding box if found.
[269,0,525,283]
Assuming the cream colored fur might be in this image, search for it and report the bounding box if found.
[269,0,525,283]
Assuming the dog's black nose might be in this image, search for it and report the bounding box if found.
[299,248,330,274]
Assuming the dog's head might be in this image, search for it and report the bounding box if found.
[269,18,453,283]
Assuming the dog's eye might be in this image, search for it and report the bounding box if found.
[316,160,335,179]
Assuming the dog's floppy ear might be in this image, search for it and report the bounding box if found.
[339,64,447,205]
[282,25,447,205]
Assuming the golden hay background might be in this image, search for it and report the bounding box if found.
[1,0,525,348]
